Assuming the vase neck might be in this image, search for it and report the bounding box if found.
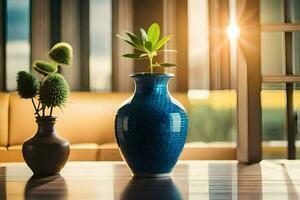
[36,118,56,137]
[132,74,172,95]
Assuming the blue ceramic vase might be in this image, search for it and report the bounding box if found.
[115,73,188,177]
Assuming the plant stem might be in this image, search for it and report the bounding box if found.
[31,98,40,117]
[50,106,53,117]
[41,75,45,83]
[149,56,153,74]
[37,101,41,112]
[36,76,44,116]
[42,105,45,117]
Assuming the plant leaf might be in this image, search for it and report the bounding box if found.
[116,34,141,49]
[123,53,147,60]
[124,40,140,49]
[123,53,140,59]
[153,35,173,52]
[151,63,160,67]
[140,28,148,42]
[116,34,126,40]
[145,41,152,51]
[140,53,148,58]
[157,63,178,67]
[125,31,143,48]
[147,23,160,47]
[157,49,177,53]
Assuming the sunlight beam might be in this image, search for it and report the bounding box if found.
[227,23,240,41]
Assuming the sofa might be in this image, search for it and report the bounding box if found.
[0,92,235,162]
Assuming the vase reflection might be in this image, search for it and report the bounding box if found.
[25,174,67,200]
[120,177,183,200]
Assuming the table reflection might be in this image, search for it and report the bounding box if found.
[25,174,67,200]
[187,162,264,199]
[0,161,299,199]
[120,177,183,200]
[237,163,262,199]
[0,167,6,200]
[282,164,300,200]
[208,163,237,199]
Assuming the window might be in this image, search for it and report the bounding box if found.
[261,32,285,76]
[188,0,209,90]
[187,90,236,146]
[261,0,300,159]
[6,0,30,91]
[186,0,236,148]
[90,0,112,91]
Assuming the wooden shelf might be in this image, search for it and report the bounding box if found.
[261,23,300,32]
[262,75,300,83]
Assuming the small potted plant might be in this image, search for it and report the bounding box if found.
[16,42,72,176]
[115,23,188,177]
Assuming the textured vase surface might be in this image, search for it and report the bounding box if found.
[115,73,188,177]
[22,117,70,176]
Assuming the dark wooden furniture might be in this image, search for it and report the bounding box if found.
[1,161,300,199]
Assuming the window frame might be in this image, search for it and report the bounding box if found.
[261,0,300,159]
[0,0,5,91]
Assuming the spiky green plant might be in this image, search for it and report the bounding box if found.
[116,22,177,74]
[49,42,73,65]
[16,71,38,99]
[40,74,69,115]
[16,42,72,118]
[33,60,58,76]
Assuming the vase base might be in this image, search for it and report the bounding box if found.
[32,172,60,177]
[133,172,171,178]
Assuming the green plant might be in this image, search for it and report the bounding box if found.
[33,60,58,75]
[16,71,39,99]
[117,22,177,74]
[49,42,73,65]
[16,42,72,118]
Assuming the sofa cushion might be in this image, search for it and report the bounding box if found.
[0,93,9,147]
[9,92,188,147]
[98,143,123,161]
[9,92,131,146]
[0,143,100,162]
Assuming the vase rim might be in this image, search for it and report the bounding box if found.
[130,72,174,78]
[36,116,57,122]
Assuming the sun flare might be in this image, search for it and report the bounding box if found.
[227,23,240,40]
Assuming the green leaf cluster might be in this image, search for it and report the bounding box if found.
[40,73,69,108]
[49,42,73,65]
[16,71,39,99]
[16,42,72,118]
[33,60,58,76]
[116,22,177,74]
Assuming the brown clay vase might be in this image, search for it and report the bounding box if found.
[22,116,70,176]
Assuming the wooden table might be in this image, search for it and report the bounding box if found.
[1,160,300,199]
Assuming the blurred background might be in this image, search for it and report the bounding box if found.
[1,0,300,159]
